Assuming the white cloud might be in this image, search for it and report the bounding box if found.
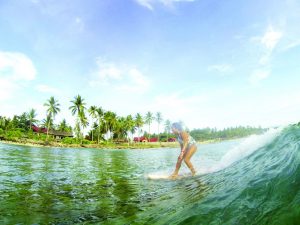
[282,39,300,51]
[129,68,149,87]
[208,64,234,74]
[89,58,122,87]
[0,51,37,102]
[249,69,270,85]
[260,26,283,50]
[250,26,283,60]
[248,26,282,83]
[135,0,196,10]
[135,0,154,10]
[35,84,61,95]
[0,51,37,81]
[89,59,150,93]
[258,26,282,65]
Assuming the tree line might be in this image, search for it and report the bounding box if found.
[190,126,267,141]
[0,95,170,145]
[0,95,266,145]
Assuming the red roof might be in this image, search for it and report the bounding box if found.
[32,125,47,133]
[133,137,159,142]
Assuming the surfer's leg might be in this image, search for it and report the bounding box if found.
[184,145,197,175]
[171,157,184,178]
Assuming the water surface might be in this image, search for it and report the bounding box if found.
[1,127,300,224]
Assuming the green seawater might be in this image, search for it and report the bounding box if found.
[0,126,300,224]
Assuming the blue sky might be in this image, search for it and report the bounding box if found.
[1,0,300,130]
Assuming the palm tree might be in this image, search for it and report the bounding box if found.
[135,113,144,142]
[90,122,98,141]
[58,119,67,132]
[44,96,60,139]
[18,112,29,131]
[69,95,86,116]
[103,111,117,141]
[108,111,117,141]
[125,115,135,144]
[96,107,104,144]
[164,119,172,142]
[0,116,10,134]
[114,117,126,141]
[155,112,163,142]
[79,110,89,143]
[58,119,72,132]
[88,105,97,142]
[74,120,81,140]
[116,116,134,142]
[42,115,53,132]
[145,111,154,140]
[69,95,87,142]
[27,108,38,131]
[0,116,5,131]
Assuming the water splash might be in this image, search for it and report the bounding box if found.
[197,127,284,174]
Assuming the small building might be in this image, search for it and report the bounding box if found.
[32,125,47,134]
[32,125,73,140]
[48,130,73,140]
[168,137,176,142]
[133,136,148,142]
[133,136,158,142]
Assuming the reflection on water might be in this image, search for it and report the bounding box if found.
[0,143,212,224]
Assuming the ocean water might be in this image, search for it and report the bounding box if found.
[0,125,299,224]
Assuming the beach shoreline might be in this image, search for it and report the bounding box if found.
[0,137,241,150]
[0,139,179,149]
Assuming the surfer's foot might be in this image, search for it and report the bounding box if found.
[191,169,196,176]
[169,173,178,180]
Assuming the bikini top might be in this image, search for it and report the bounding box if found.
[177,132,196,146]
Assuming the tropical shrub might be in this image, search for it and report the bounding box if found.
[5,129,24,139]
[82,139,92,144]
[62,137,80,145]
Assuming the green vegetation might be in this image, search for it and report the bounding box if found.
[0,94,267,148]
[44,96,60,139]
[190,126,267,142]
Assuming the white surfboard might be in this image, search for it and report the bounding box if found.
[147,173,193,180]
[147,174,171,180]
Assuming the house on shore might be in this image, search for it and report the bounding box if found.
[133,136,176,142]
[48,130,73,140]
[32,125,73,140]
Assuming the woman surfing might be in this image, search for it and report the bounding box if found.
[169,122,197,179]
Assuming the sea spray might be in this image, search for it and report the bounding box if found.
[197,126,284,174]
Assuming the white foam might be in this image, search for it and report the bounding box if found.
[203,127,284,174]
[147,173,170,180]
[146,170,192,180]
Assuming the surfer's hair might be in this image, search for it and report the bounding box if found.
[171,122,183,132]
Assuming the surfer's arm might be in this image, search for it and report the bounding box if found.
[179,132,189,159]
